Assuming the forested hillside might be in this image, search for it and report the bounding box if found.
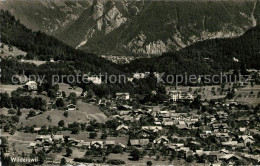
[0,10,120,75]
[180,26,260,71]
[123,25,260,73]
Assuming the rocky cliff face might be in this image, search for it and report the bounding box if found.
[0,0,92,34]
[1,0,259,56]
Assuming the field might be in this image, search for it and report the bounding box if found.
[1,132,38,156]
[0,43,27,57]
[17,100,107,128]
[167,85,226,100]
[167,84,260,106]
[235,85,260,106]
[0,84,22,95]
[58,83,83,97]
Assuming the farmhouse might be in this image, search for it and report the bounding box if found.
[130,139,149,146]
[53,135,64,142]
[91,141,103,149]
[67,104,76,111]
[56,90,63,99]
[35,135,52,142]
[133,72,149,79]
[142,126,163,132]
[25,81,37,90]
[116,124,129,133]
[116,93,130,100]
[87,76,102,85]
[169,91,193,102]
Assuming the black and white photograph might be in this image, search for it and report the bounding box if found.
[0,0,260,165]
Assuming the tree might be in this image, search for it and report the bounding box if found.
[130,148,141,161]
[60,158,66,166]
[8,109,16,114]
[26,52,35,59]
[186,155,194,163]
[58,120,65,127]
[68,92,77,104]
[101,133,108,139]
[63,111,69,117]
[66,147,72,156]
[71,127,80,134]
[47,89,56,99]
[170,150,177,161]
[37,150,46,164]
[0,92,11,108]
[89,132,97,139]
[47,115,52,122]
[56,98,64,108]
[147,161,153,166]
[112,145,123,154]
[28,110,36,118]
[17,108,22,116]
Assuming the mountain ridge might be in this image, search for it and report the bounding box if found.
[1,0,259,56]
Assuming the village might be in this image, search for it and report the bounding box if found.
[1,68,260,166]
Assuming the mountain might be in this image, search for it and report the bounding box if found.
[122,25,260,74]
[1,0,259,56]
[0,0,92,34]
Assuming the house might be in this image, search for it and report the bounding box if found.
[118,105,132,110]
[221,141,238,147]
[67,104,76,111]
[219,154,242,163]
[117,143,126,148]
[167,143,184,150]
[56,90,63,99]
[76,142,91,149]
[214,132,230,141]
[239,135,255,145]
[116,124,129,134]
[130,139,139,146]
[116,93,130,100]
[104,141,115,147]
[91,141,103,149]
[201,126,212,135]
[169,91,193,102]
[130,139,149,146]
[139,129,151,138]
[176,121,188,129]
[142,126,163,132]
[87,76,102,85]
[35,135,52,142]
[33,127,41,133]
[27,143,37,149]
[238,127,249,134]
[82,91,88,97]
[233,57,239,62]
[52,135,64,142]
[68,138,80,145]
[50,58,54,62]
[163,121,174,126]
[153,136,169,144]
[133,72,149,79]
[25,81,37,90]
